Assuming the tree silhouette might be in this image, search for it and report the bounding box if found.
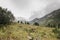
[0,7,15,24]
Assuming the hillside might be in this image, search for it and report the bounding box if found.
[0,23,59,40]
[30,9,60,27]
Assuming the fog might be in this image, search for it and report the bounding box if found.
[0,0,60,20]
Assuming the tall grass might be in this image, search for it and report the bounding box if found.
[0,23,58,40]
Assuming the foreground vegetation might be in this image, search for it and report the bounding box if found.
[0,23,59,40]
[0,5,60,40]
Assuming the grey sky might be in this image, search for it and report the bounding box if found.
[0,0,60,20]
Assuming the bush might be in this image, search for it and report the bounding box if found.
[46,24,55,28]
[21,21,23,24]
[27,22,30,25]
[18,21,20,23]
[52,28,60,39]
[33,22,39,26]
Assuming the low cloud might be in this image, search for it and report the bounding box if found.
[30,0,60,20]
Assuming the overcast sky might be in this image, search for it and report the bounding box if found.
[0,0,60,20]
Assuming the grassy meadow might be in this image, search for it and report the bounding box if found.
[0,23,59,40]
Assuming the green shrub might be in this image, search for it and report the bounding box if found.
[53,28,60,39]
[27,22,30,25]
[33,22,39,26]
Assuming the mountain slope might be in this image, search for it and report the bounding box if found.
[30,9,60,26]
